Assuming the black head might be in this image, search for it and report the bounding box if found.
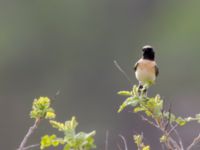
[142,45,155,60]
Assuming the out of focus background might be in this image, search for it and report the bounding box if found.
[1,1,200,149]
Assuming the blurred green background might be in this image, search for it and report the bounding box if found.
[1,0,200,149]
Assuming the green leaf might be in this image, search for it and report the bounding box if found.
[65,116,78,131]
[132,85,139,96]
[176,117,187,126]
[163,112,176,123]
[133,134,150,150]
[118,97,139,113]
[134,106,145,113]
[143,146,150,150]
[50,120,65,131]
[63,144,70,150]
[40,134,57,149]
[160,135,167,143]
[118,91,132,96]
[134,134,142,146]
[52,140,59,147]
[45,111,56,119]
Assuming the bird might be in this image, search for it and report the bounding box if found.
[134,45,159,95]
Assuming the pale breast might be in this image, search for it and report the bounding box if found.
[135,59,156,83]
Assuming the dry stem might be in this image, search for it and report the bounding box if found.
[18,119,40,150]
[20,144,39,150]
[119,135,128,150]
[187,133,200,150]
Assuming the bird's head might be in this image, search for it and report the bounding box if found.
[142,45,155,60]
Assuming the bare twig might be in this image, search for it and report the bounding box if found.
[168,136,181,150]
[51,90,61,101]
[141,115,159,128]
[119,134,128,150]
[161,144,165,150]
[117,144,123,150]
[170,124,184,150]
[18,119,40,150]
[187,133,200,150]
[21,144,40,150]
[105,130,109,150]
[165,103,172,130]
[161,96,166,115]
[154,118,180,150]
[167,123,178,136]
[113,60,132,84]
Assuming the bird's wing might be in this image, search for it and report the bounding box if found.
[155,65,159,77]
[134,62,139,72]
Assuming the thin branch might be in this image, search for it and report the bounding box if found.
[168,136,181,150]
[18,119,40,150]
[165,103,172,131]
[117,144,123,150]
[105,130,109,150]
[119,134,128,150]
[161,96,166,115]
[140,115,159,128]
[187,133,200,150]
[170,124,184,150]
[113,60,132,84]
[21,144,40,150]
[51,90,61,102]
[155,118,180,150]
[161,144,165,150]
[140,107,181,149]
[167,123,178,136]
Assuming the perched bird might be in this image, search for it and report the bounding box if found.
[134,45,159,94]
